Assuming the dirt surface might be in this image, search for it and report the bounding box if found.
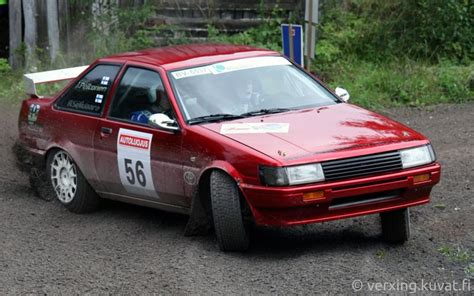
[0,102,472,295]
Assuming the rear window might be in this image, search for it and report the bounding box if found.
[56,64,120,115]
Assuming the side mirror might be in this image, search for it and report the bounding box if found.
[335,87,350,102]
[149,113,179,132]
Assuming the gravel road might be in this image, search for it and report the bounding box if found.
[0,103,472,295]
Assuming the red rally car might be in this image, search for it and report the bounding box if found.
[18,44,441,251]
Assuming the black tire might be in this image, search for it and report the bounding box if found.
[380,208,411,243]
[46,149,100,213]
[210,170,250,251]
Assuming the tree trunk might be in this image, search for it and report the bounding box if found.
[46,0,60,63]
[92,0,117,35]
[22,0,38,70]
[8,0,22,69]
[58,0,72,56]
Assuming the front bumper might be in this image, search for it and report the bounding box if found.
[240,163,441,226]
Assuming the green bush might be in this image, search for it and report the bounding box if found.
[0,58,11,73]
[319,0,473,62]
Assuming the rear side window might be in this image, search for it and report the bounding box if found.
[56,64,120,115]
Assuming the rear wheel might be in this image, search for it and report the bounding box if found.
[380,208,411,243]
[47,150,100,213]
[210,170,250,251]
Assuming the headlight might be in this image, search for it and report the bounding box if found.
[259,163,325,186]
[400,145,436,169]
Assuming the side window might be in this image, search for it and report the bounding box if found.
[109,67,174,125]
[56,64,120,115]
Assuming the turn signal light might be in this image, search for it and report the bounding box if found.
[413,173,430,183]
[303,190,325,202]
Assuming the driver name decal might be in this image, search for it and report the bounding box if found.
[117,129,158,198]
[220,123,290,134]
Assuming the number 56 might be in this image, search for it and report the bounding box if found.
[124,158,146,187]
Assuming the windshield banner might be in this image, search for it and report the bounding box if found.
[172,56,291,80]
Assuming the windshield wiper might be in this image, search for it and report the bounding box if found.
[188,113,245,125]
[240,108,292,117]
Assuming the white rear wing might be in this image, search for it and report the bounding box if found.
[24,65,89,98]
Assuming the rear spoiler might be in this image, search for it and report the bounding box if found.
[24,65,89,98]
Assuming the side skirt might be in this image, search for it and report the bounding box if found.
[96,191,190,215]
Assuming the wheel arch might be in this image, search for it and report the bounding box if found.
[44,144,88,178]
[184,161,253,236]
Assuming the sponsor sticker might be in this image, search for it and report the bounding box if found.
[117,128,158,198]
[220,123,290,134]
[27,104,40,125]
[209,56,291,75]
[172,66,212,79]
[118,134,150,149]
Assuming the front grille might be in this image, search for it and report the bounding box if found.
[322,150,402,181]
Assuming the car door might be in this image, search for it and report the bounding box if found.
[93,65,186,207]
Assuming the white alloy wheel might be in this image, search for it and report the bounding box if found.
[50,151,78,203]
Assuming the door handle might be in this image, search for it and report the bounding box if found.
[100,127,113,136]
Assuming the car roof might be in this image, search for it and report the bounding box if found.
[98,43,279,71]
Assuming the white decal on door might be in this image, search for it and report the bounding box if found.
[117,128,158,198]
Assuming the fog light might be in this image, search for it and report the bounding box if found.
[413,173,430,183]
[303,191,325,202]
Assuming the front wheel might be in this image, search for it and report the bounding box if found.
[380,208,411,243]
[210,170,250,251]
[47,150,100,213]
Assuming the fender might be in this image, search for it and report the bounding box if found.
[199,160,244,185]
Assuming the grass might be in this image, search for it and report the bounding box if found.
[438,245,473,277]
[375,249,386,259]
[318,60,474,110]
[0,70,24,106]
[438,245,471,263]
[466,263,474,278]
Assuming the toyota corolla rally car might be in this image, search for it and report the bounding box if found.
[18,44,440,251]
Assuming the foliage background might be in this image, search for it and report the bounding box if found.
[1,0,472,109]
[208,0,474,109]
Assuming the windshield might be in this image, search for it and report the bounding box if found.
[169,56,339,123]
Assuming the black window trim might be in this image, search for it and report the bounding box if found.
[106,65,181,131]
[54,62,123,117]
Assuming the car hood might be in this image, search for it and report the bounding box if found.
[201,103,426,162]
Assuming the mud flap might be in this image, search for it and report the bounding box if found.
[13,140,55,201]
[184,190,212,236]
[29,166,55,201]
